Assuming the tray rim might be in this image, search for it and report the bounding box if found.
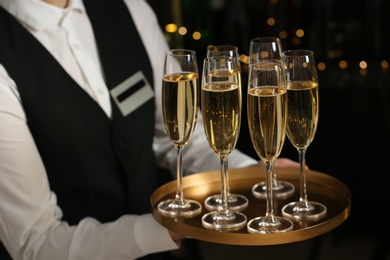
[151,167,351,246]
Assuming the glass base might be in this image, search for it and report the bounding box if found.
[282,201,327,220]
[252,181,295,199]
[204,193,248,212]
[158,199,202,218]
[247,216,293,234]
[202,211,247,231]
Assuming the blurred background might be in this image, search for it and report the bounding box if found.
[147,0,390,259]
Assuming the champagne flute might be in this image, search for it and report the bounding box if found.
[203,45,249,212]
[201,56,247,231]
[281,49,327,220]
[249,37,295,199]
[248,36,282,62]
[157,49,202,218]
[246,60,293,233]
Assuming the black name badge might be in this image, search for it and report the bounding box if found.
[110,71,154,117]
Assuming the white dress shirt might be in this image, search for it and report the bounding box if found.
[0,0,257,259]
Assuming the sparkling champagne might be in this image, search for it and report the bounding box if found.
[286,80,319,149]
[162,72,198,146]
[202,82,241,157]
[247,86,287,161]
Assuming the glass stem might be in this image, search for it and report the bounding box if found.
[225,158,231,198]
[272,170,279,188]
[265,161,278,223]
[298,148,311,209]
[220,156,229,212]
[174,145,185,204]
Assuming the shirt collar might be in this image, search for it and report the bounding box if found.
[0,0,85,31]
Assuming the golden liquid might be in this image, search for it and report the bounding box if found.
[286,81,319,149]
[162,73,198,146]
[201,82,241,157]
[247,86,287,162]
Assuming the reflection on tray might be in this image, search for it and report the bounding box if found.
[151,167,351,246]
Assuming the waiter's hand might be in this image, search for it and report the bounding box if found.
[169,230,186,245]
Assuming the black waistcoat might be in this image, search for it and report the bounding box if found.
[0,0,158,225]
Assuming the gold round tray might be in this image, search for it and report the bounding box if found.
[151,167,351,246]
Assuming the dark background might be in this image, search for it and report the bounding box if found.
[148,1,390,259]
